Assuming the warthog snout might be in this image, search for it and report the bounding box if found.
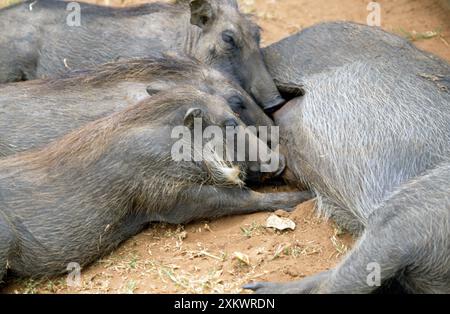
[261,95,286,113]
[245,52,286,112]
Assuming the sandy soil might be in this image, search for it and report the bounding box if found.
[4,199,353,294]
[1,0,449,294]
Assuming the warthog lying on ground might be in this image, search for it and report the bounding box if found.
[0,87,311,283]
[0,0,284,111]
[246,22,450,293]
[0,54,273,157]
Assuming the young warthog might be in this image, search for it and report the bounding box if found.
[0,87,311,282]
[246,23,450,293]
[0,0,284,111]
[0,54,273,156]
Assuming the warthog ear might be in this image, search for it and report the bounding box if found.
[184,108,205,127]
[190,0,214,29]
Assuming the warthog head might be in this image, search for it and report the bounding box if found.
[185,0,285,112]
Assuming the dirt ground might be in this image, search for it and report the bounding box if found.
[1,0,450,294]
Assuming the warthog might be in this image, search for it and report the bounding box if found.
[245,22,450,293]
[247,160,450,293]
[0,87,311,282]
[263,22,449,96]
[0,0,284,111]
[0,54,273,156]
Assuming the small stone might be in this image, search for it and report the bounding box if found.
[266,214,296,231]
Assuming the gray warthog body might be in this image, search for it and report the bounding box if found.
[0,0,283,110]
[0,88,311,282]
[248,161,450,293]
[0,55,273,156]
[246,22,450,293]
[263,21,450,94]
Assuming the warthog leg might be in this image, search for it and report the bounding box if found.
[159,186,313,224]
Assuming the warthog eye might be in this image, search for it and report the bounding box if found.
[221,31,236,48]
[228,95,246,112]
